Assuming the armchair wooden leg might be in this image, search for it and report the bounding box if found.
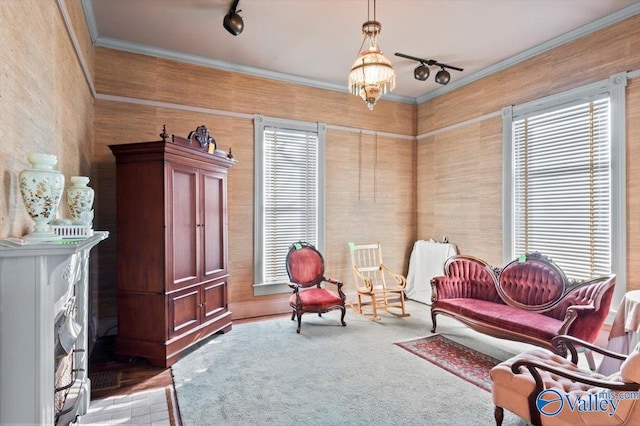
[431,312,437,333]
[584,349,596,371]
[296,312,302,334]
[494,406,503,426]
[291,310,295,321]
[340,306,346,326]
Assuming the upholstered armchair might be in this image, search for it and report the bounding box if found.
[491,334,640,425]
[286,241,347,333]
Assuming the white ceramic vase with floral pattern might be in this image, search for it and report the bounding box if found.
[66,176,94,226]
[19,153,65,241]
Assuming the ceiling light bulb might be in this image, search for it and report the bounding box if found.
[413,64,430,81]
[435,68,451,85]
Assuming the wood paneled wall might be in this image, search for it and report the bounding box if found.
[417,15,640,285]
[92,47,416,328]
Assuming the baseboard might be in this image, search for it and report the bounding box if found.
[229,298,291,320]
[229,292,361,320]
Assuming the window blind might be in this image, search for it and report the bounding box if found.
[262,127,319,284]
[512,97,611,280]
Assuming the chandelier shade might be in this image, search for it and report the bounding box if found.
[348,19,396,110]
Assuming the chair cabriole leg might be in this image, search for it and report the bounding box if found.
[494,406,503,426]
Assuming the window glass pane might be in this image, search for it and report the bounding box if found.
[262,127,319,284]
[512,97,611,280]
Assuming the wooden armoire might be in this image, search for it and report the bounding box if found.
[109,126,235,367]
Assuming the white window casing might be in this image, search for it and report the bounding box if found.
[253,115,326,296]
[503,72,627,307]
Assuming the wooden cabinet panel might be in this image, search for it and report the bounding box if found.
[169,287,200,338]
[110,127,235,368]
[115,161,166,293]
[202,278,227,321]
[202,170,226,279]
[169,164,199,290]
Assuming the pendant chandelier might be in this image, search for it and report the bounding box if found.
[348,0,396,110]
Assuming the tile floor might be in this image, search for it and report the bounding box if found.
[76,387,173,425]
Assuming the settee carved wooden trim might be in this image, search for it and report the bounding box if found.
[430,253,616,355]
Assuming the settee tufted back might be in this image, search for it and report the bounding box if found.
[444,256,503,303]
[498,257,566,310]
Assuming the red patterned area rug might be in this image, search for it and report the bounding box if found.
[395,334,501,392]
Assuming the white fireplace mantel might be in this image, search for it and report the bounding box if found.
[0,232,108,425]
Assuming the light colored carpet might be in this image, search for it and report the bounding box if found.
[172,301,541,426]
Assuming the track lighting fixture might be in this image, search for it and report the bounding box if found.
[435,67,451,85]
[223,0,244,36]
[395,52,463,86]
[413,64,430,81]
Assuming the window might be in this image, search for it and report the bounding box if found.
[503,74,627,290]
[253,115,326,296]
[513,97,610,279]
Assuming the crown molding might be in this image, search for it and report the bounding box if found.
[416,2,640,104]
[81,0,98,43]
[82,0,639,106]
[90,36,417,105]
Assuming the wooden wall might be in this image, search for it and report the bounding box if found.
[92,48,417,330]
[417,15,640,288]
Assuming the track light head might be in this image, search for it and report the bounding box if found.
[413,64,430,81]
[395,53,463,85]
[435,68,451,85]
[223,0,244,36]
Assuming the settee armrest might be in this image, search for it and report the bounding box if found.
[553,274,616,344]
[431,255,501,303]
[430,276,469,301]
[431,275,502,304]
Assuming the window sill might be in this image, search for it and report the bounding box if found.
[253,282,291,296]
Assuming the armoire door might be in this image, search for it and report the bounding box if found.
[168,162,200,290]
[201,169,227,281]
[168,286,201,339]
[202,277,228,322]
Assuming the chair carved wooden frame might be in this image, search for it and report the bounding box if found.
[491,334,640,426]
[286,241,347,333]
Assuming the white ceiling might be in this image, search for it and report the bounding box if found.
[84,0,639,104]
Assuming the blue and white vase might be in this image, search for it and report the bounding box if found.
[66,176,94,226]
[18,153,65,241]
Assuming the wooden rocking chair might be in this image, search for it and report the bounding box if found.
[349,242,410,320]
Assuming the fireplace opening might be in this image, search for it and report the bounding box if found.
[54,298,84,425]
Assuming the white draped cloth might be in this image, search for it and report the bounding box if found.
[598,290,640,375]
[405,240,458,305]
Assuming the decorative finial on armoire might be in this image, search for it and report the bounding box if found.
[160,125,169,142]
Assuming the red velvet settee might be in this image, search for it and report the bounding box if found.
[430,253,615,354]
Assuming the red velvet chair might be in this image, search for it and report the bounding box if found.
[286,241,347,333]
